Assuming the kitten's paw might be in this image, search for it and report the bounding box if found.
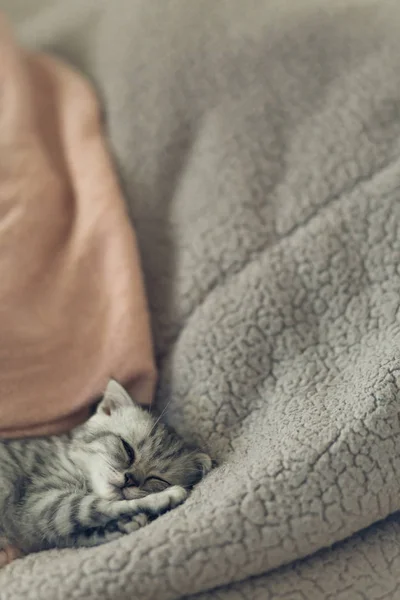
[72,513,148,547]
[165,485,188,508]
[105,512,149,536]
[120,513,149,534]
[139,485,188,516]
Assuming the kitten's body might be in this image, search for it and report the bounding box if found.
[0,381,211,556]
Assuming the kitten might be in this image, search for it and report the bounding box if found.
[0,380,211,557]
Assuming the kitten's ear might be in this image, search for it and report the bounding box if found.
[97,380,133,416]
[195,453,213,477]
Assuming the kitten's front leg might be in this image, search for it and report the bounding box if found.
[75,485,188,526]
[72,513,149,548]
[8,485,188,554]
[68,488,186,549]
[116,485,189,518]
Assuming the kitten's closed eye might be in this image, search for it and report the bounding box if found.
[121,439,135,466]
[143,477,170,493]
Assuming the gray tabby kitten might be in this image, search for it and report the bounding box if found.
[0,380,211,556]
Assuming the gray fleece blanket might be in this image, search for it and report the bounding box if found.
[2,0,400,598]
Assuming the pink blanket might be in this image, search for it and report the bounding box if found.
[0,14,156,440]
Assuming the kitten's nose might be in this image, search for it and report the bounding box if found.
[124,473,140,488]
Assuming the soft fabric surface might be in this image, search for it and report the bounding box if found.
[0,13,155,439]
[2,0,400,598]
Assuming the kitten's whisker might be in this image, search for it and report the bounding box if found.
[149,398,173,435]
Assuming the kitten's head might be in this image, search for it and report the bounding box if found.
[73,380,212,500]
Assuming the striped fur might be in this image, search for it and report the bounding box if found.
[0,381,211,555]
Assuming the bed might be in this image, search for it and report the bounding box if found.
[2,1,400,598]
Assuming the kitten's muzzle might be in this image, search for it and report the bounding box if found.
[124,473,140,488]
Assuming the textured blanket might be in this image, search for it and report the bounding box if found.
[2,0,400,598]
